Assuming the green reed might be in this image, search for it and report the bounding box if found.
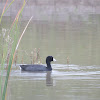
[0,0,28,100]
[0,0,15,24]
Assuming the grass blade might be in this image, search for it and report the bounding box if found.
[16,16,33,50]
[0,0,8,23]
[2,16,32,100]
[0,0,16,24]
[0,1,27,100]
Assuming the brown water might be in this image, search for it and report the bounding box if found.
[0,11,100,100]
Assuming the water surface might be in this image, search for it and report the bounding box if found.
[0,4,100,100]
[4,64,100,100]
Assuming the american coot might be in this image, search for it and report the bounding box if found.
[20,56,56,71]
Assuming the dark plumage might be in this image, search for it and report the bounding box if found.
[20,56,56,71]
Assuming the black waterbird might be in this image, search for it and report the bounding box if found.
[20,56,56,71]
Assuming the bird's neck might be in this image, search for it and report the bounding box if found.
[47,62,52,70]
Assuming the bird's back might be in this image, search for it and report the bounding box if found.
[20,64,47,71]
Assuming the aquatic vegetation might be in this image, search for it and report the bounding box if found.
[31,48,41,64]
[67,57,69,65]
[0,0,33,100]
[0,0,15,24]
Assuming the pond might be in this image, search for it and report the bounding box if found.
[3,64,100,100]
[0,13,100,100]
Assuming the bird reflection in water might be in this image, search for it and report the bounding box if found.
[21,71,54,86]
[46,71,53,86]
